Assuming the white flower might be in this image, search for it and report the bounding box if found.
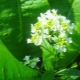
[45,10,51,15]
[42,34,48,38]
[39,13,46,21]
[37,15,46,25]
[29,62,37,68]
[37,13,47,26]
[29,57,40,68]
[52,23,63,32]
[51,9,57,15]
[24,60,30,65]
[59,32,66,38]
[23,55,30,65]
[54,44,59,50]
[67,38,72,43]
[53,25,59,31]
[66,20,70,24]
[71,23,75,29]
[34,36,42,45]
[54,44,66,53]
[43,28,49,34]
[52,35,57,41]
[59,15,66,22]
[51,9,57,13]
[68,23,75,34]
[44,10,53,19]
[31,24,36,33]
[23,55,30,61]
[33,57,40,62]
[27,38,31,43]
[62,47,67,52]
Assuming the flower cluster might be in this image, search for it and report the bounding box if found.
[27,9,75,53]
[23,55,40,68]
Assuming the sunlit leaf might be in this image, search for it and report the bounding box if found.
[0,39,41,80]
[0,0,49,60]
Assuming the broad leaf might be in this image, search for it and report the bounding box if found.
[0,0,49,79]
[0,0,49,60]
[0,39,41,80]
[41,39,55,71]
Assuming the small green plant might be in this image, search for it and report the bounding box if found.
[23,9,80,80]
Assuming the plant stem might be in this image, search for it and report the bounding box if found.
[17,0,23,42]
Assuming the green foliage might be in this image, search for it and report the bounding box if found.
[0,0,50,79]
[48,0,80,23]
[57,68,80,76]
[42,0,80,69]
[0,0,50,60]
[56,68,80,80]
[41,39,55,71]
[55,44,79,69]
[0,39,41,80]
[0,0,80,80]
[41,71,54,80]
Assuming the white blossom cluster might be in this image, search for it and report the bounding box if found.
[23,55,40,68]
[27,9,75,53]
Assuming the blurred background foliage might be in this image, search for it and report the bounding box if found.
[0,0,80,63]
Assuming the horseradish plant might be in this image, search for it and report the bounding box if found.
[23,9,78,79]
[25,9,75,68]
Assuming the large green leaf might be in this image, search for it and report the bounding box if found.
[0,0,49,60]
[0,0,49,79]
[0,39,41,80]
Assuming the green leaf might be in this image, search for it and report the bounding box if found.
[55,43,79,69]
[41,39,55,71]
[0,0,49,79]
[0,39,41,80]
[41,71,54,80]
[0,0,50,60]
[57,68,80,76]
[73,23,80,46]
